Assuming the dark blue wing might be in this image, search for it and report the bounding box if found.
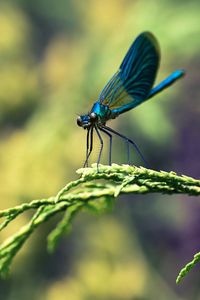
[98,32,160,110]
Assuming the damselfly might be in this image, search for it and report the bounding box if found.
[77,32,185,168]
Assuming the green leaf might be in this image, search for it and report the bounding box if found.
[47,202,83,253]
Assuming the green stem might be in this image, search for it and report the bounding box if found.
[0,164,199,280]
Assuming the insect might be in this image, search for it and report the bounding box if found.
[77,32,185,168]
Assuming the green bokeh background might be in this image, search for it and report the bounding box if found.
[0,0,200,299]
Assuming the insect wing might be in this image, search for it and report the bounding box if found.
[98,32,160,110]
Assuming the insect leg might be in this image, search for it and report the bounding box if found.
[99,127,112,165]
[94,125,104,171]
[126,139,130,165]
[83,127,94,168]
[102,125,150,168]
[85,128,90,167]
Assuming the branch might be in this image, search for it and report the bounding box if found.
[0,164,199,281]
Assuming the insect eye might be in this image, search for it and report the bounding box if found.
[77,116,82,127]
[90,112,97,121]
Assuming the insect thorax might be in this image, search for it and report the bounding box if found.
[90,102,111,123]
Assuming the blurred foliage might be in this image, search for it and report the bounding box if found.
[0,0,199,299]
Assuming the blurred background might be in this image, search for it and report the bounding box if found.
[0,0,200,299]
